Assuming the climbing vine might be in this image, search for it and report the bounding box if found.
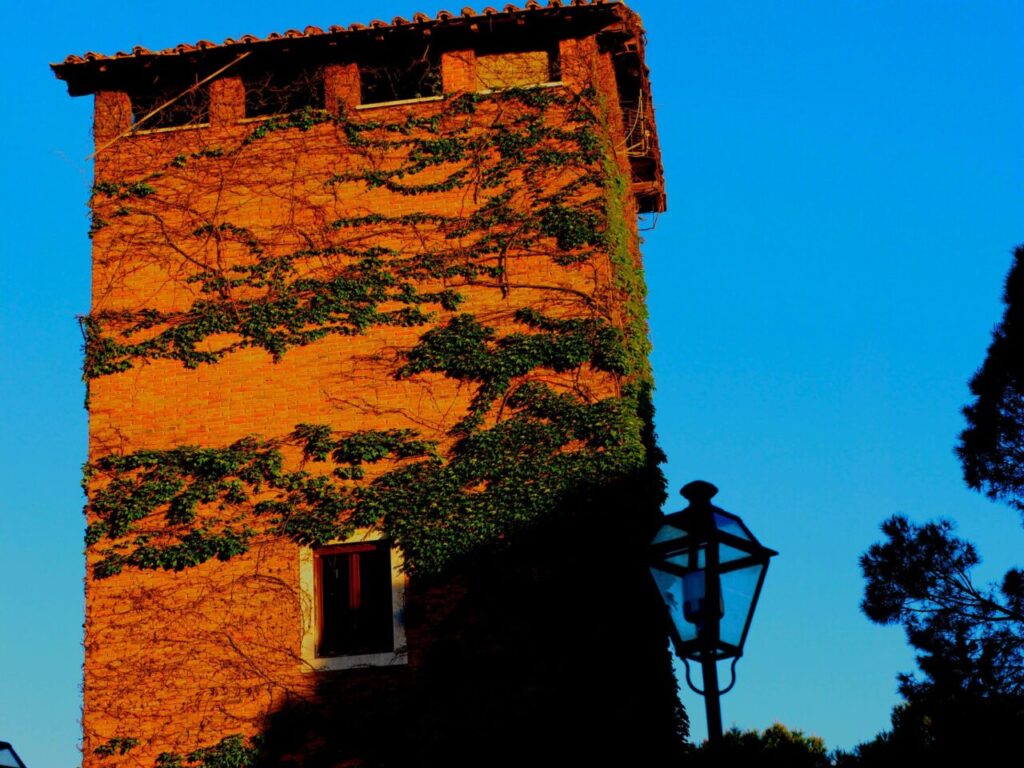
[154,735,259,768]
[75,48,679,766]
[93,738,140,758]
[85,84,655,579]
[85,90,606,376]
[86,308,639,577]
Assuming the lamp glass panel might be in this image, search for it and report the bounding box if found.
[682,570,705,625]
[665,546,705,572]
[650,565,699,644]
[0,748,21,768]
[714,512,754,542]
[719,561,765,648]
[719,542,751,565]
[682,569,724,625]
[652,522,687,545]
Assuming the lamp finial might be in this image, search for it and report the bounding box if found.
[681,480,718,505]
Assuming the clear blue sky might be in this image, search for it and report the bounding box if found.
[1,1,1021,765]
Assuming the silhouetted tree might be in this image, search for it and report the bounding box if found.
[850,245,1024,764]
[861,516,1024,694]
[958,245,1024,513]
[688,723,829,768]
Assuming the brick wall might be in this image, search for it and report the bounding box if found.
[80,27,672,768]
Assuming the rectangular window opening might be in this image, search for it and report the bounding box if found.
[130,74,210,129]
[244,65,325,118]
[475,49,558,90]
[360,49,442,105]
[315,542,395,658]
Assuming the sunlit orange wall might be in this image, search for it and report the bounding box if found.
[83,32,640,767]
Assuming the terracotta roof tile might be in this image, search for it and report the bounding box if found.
[55,1,618,66]
[50,0,660,214]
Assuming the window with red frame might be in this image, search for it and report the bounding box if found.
[315,542,395,658]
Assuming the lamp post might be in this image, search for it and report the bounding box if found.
[0,742,27,768]
[649,480,777,742]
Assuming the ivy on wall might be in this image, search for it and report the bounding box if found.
[84,85,655,580]
[154,735,259,768]
[86,310,638,577]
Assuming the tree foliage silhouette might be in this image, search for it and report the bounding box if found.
[959,244,1024,514]
[850,245,1024,764]
[688,724,829,768]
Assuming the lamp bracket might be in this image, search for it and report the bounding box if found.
[681,656,740,697]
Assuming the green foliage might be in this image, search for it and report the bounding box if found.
[94,529,253,579]
[156,735,258,768]
[84,87,660,581]
[84,296,644,577]
[93,737,140,757]
[369,391,648,574]
[88,215,109,237]
[170,147,225,168]
[688,724,829,768]
[85,91,605,378]
[82,250,454,375]
[539,204,603,250]
[85,428,436,577]
[242,106,333,143]
[92,180,157,199]
[601,149,653,381]
[397,310,627,432]
[74,78,686,768]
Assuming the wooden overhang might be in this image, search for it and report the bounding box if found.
[52,0,665,213]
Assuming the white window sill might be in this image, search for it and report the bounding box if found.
[356,94,445,111]
[132,122,210,136]
[305,649,409,672]
[238,115,284,123]
[298,535,408,674]
[475,80,565,95]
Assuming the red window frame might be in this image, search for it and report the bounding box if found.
[314,542,394,658]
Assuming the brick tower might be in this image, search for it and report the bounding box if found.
[53,3,682,766]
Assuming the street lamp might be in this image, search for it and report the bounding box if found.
[0,742,27,768]
[649,480,777,742]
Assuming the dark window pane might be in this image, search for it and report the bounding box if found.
[360,51,441,104]
[244,66,324,117]
[317,543,394,657]
[130,74,209,129]
[475,51,554,90]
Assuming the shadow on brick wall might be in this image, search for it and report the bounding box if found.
[254,471,688,768]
